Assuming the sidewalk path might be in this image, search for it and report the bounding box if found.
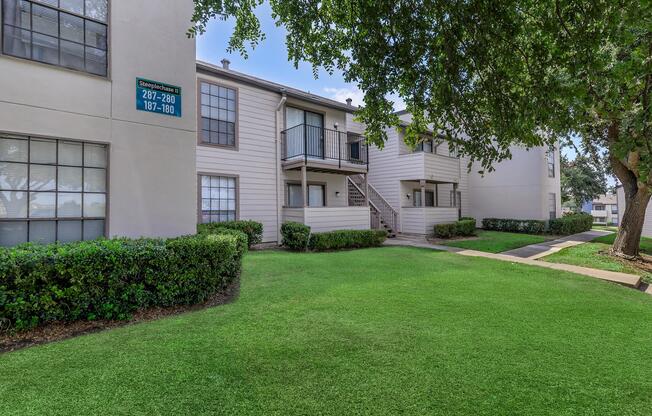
[385,232,642,289]
[501,230,613,259]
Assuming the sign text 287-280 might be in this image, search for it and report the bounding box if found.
[136,78,182,117]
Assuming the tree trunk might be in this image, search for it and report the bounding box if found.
[612,187,650,258]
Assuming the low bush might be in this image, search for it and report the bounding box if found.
[455,219,477,236]
[434,223,458,239]
[482,218,546,234]
[308,230,387,251]
[434,219,477,239]
[198,220,263,248]
[0,232,247,332]
[549,212,593,235]
[281,222,311,251]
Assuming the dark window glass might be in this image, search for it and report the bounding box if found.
[1,0,108,76]
[200,82,237,146]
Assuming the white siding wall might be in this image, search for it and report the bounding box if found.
[305,207,371,232]
[282,208,305,224]
[468,144,561,222]
[401,208,459,235]
[196,74,280,243]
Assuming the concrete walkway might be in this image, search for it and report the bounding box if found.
[501,230,613,259]
[385,234,642,289]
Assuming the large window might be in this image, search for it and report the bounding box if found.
[546,148,555,178]
[200,81,236,147]
[200,175,236,223]
[2,0,108,76]
[0,135,107,246]
[287,183,325,208]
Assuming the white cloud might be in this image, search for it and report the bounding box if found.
[323,87,406,112]
[323,87,366,107]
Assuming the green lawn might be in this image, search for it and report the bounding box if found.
[2,247,652,415]
[593,225,619,232]
[543,233,652,282]
[442,230,550,253]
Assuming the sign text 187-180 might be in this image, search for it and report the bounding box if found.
[136,78,182,117]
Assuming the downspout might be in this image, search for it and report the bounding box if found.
[275,90,287,243]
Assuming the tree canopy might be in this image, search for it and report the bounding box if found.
[560,153,608,210]
[191,0,651,256]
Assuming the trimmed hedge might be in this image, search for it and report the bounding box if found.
[281,222,311,251]
[482,218,546,234]
[549,213,593,235]
[198,220,263,248]
[0,232,247,332]
[434,223,458,239]
[434,219,477,239]
[308,230,387,251]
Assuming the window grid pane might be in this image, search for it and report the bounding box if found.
[1,0,108,76]
[0,136,107,246]
[200,82,236,146]
[200,175,236,224]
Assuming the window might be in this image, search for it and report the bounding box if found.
[413,190,435,207]
[0,135,107,246]
[546,148,555,178]
[200,175,236,223]
[593,204,605,211]
[415,138,434,153]
[199,82,236,147]
[2,0,108,76]
[287,183,325,207]
[548,193,557,220]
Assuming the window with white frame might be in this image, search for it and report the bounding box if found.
[413,190,435,207]
[546,148,555,178]
[200,175,236,223]
[2,0,109,76]
[287,183,325,208]
[0,135,107,246]
[199,81,236,146]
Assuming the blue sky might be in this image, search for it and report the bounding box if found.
[196,3,370,107]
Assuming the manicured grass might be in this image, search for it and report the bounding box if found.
[442,230,550,253]
[2,247,652,415]
[543,233,652,282]
[593,225,619,232]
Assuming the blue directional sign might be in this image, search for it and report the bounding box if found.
[136,78,182,117]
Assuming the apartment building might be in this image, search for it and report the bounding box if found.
[367,111,562,235]
[196,60,371,243]
[583,194,619,225]
[0,0,198,246]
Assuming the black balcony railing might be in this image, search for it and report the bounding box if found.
[281,124,369,168]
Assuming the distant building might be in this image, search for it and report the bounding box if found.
[582,194,619,225]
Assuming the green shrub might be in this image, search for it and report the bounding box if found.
[308,230,387,251]
[482,218,546,234]
[455,219,476,236]
[281,222,311,251]
[0,233,246,332]
[459,217,476,222]
[434,223,458,239]
[549,213,593,235]
[197,220,263,248]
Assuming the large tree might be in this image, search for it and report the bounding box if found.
[191,0,651,257]
[560,154,608,211]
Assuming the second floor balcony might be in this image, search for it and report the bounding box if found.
[281,124,368,174]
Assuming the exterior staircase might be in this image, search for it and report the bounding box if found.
[347,175,398,238]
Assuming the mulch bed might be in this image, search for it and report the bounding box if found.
[0,279,240,354]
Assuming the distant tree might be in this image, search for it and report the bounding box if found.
[190,1,650,257]
[561,154,608,211]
